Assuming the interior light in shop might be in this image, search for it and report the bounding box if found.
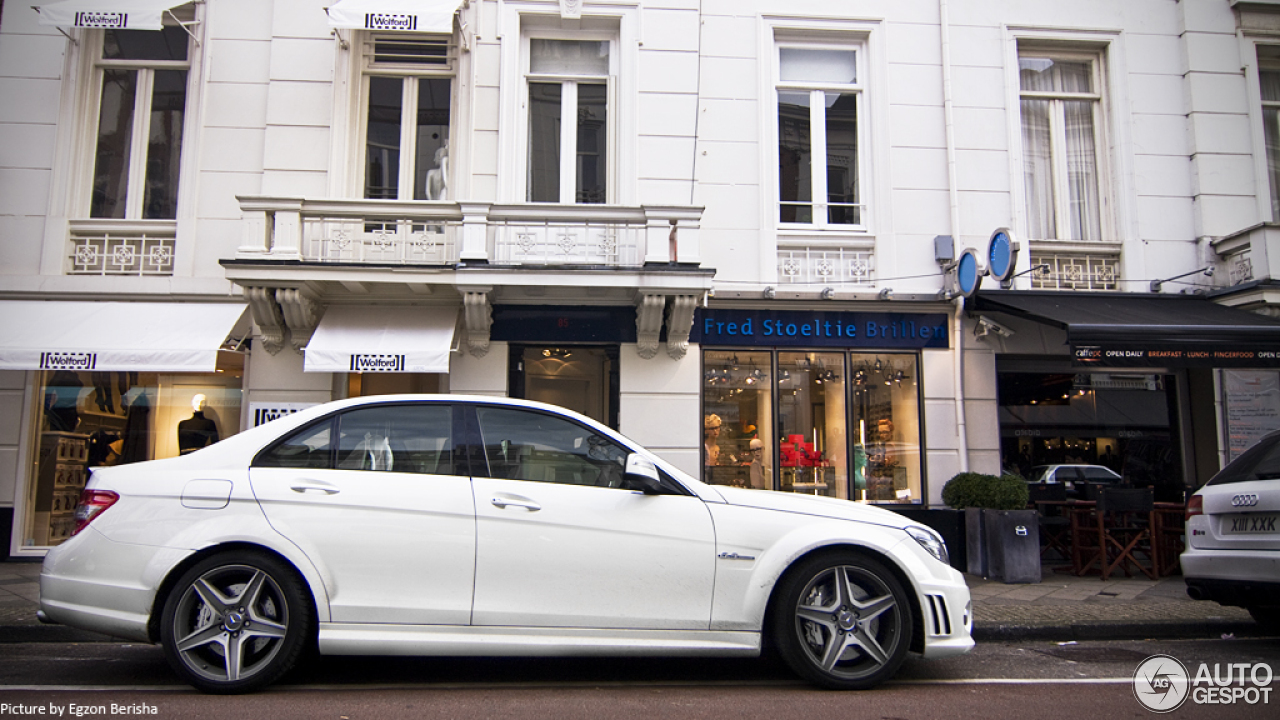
[894,370,907,384]
[778,368,791,383]
[873,358,883,373]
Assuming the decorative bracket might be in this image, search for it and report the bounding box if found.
[243,286,286,355]
[277,288,324,354]
[635,294,666,359]
[462,288,493,357]
[665,295,698,360]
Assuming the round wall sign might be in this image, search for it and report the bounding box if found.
[987,228,1017,282]
[956,248,982,297]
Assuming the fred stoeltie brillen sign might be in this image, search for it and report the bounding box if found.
[693,309,950,349]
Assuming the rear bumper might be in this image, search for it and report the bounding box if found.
[1181,547,1280,608]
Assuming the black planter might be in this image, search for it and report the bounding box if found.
[982,508,1041,584]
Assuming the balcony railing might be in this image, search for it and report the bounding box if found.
[236,197,701,268]
[778,245,875,285]
[68,220,176,276]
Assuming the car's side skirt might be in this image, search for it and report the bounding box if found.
[318,624,761,657]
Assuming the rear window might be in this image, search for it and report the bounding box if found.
[1209,433,1280,486]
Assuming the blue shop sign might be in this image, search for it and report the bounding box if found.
[693,309,949,349]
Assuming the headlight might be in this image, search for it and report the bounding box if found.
[905,525,949,566]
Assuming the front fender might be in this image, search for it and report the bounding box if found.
[708,504,919,631]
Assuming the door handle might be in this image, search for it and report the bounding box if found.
[290,483,340,495]
[491,496,541,511]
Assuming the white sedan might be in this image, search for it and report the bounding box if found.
[39,395,972,693]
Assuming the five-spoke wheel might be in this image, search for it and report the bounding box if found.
[160,551,312,694]
[772,552,913,690]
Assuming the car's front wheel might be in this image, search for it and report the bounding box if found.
[160,551,313,694]
[772,551,914,690]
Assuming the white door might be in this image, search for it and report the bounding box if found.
[469,405,716,629]
[250,403,475,625]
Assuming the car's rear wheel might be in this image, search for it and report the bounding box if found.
[160,551,313,694]
[771,551,913,690]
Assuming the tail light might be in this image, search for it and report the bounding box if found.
[1185,494,1203,521]
[72,489,118,536]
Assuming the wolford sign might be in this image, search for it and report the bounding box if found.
[692,310,949,349]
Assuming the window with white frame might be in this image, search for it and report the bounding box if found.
[90,24,191,219]
[360,34,454,201]
[1018,49,1107,242]
[775,43,863,228]
[1259,65,1280,220]
[526,38,611,204]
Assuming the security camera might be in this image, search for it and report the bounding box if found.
[974,315,1015,339]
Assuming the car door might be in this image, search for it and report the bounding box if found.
[468,404,717,630]
[250,402,476,625]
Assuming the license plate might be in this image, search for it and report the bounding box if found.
[1222,514,1279,534]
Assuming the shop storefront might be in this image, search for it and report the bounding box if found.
[1,301,248,554]
[692,308,949,504]
[973,291,1280,502]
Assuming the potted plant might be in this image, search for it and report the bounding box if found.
[942,472,1039,583]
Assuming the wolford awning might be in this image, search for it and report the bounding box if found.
[33,0,190,31]
[0,301,247,372]
[304,305,458,374]
[326,0,464,34]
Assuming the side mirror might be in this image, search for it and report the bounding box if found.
[624,454,665,495]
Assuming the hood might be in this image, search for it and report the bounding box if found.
[713,485,913,529]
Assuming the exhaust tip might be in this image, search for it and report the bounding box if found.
[36,610,57,625]
[1186,586,1206,601]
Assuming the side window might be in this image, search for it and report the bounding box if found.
[476,406,629,488]
[255,420,334,469]
[336,404,453,474]
[1081,466,1117,482]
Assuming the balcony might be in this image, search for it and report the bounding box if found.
[233,197,700,269]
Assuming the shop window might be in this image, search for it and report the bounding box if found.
[703,351,774,489]
[90,24,191,219]
[775,42,863,227]
[701,350,922,503]
[1018,47,1107,242]
[360,34,454,201]
[25,366,243,548]
[526,39,611,203]
[476,406,629,487]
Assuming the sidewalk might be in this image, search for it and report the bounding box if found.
[0,559,1262,644]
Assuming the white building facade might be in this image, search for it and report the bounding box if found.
[3,0,1280,557]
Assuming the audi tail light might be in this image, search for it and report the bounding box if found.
[1185,494,1203,521]
[72,489,119,536]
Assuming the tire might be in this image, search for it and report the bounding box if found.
[160,551,314,694]
[1248,605,1280,631]
[771,551,914,690]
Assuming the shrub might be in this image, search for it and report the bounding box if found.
[941,472,1029,510]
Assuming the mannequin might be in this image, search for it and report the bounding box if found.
[747,438,770,490]
[425,147,449,201]
[177,393,220,455]
[703,414,722,470]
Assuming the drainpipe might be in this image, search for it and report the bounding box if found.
[940,0,968,473]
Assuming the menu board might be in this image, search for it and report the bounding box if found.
[1225,370,1280,461]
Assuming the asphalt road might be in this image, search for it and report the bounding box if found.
[0,638,1277,719]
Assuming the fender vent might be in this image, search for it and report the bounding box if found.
[925,594,952,636]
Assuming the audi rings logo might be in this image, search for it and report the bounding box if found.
[1134,654,1190,713]
[1232,494,1260,507]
